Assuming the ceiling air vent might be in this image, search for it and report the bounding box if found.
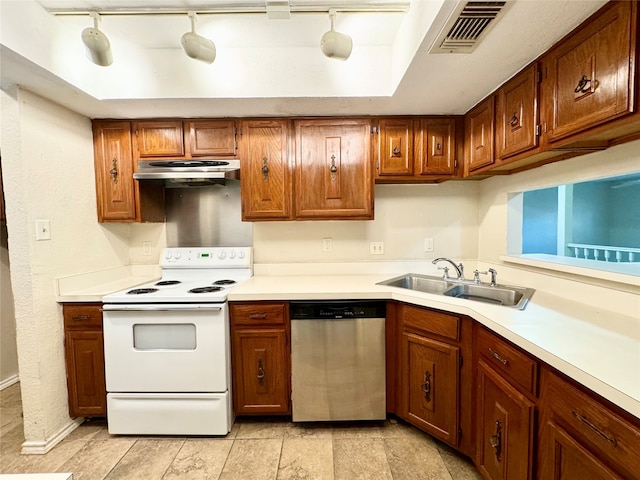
[429,1,508,54]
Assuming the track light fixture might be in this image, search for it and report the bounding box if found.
[181,11,216,64]
[320,10,353,61]
[81,12,113,66]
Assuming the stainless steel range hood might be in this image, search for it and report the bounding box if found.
[133,160,240,186]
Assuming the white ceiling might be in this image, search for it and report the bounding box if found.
[0,0,608,119]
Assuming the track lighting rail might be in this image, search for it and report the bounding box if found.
[46,3,410,17]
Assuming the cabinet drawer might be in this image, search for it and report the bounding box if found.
[230,302,287,326]
[477,327,538,396]
[543,370,640,480]
[402,305,460,341]
[63,303,103,329]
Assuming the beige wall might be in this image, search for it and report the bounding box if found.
[0,87,162,449]
[254,182,480,264]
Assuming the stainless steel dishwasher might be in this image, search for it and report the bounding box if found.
[290,300,386,422]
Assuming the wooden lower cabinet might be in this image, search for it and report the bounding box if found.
[230,302,291,415]
[395,304,472,453]
[538,368,640,480]
[401,331,460,445]
[476,360,535,480]
[231,328,289,414]
[63,303,106,417]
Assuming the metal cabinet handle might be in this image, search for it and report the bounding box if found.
[574,74,591,93]
[508,113,519,127]
[488,348,508,365]
[572,411,617,446]
[421,371,432,402]
[261,157,269,181]
[489,420,502,460]
[72,315,92,321]
[257,358,265,384]
[249,313,267,319]
[109,158,119,184]
[330,154,338,179]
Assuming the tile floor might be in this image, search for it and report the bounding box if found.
[0,383,481,479]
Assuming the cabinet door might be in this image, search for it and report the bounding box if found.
[476,360,535,480]
[232,328,290,415]
[401,332,459,445]
[538,421,623,480]
[417,118,456,175]
[496,65,539,159]
[239,120,291,220]
[188,120,236,156]
[64,330,106,417]
[465,97,495,172]
[377,118,414,177]
[92,121,137,222]
[134,121,184,157]
[542,1,635,142]
[295,119,373,219]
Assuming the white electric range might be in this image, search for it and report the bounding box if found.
[102,246,252,435]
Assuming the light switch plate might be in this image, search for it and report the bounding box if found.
[35,220,51,241]
[424,237,434,252]
[370,242,384,255]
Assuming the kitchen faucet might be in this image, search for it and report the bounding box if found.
[432,257,464,280]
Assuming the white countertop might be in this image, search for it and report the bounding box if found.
[229,273,640,419]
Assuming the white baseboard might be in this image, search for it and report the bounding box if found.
[21,417,84,455]
[0,374,19,390]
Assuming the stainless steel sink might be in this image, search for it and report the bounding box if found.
[377,274,451,295]
[377,273,535,310]
[442,283,534,309]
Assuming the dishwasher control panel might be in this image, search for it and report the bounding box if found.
[290,301,386,319]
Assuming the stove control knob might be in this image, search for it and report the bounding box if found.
[238,250,246,259]
[218,251,227,260]
[165,251,173,260]
[229,250,236,259]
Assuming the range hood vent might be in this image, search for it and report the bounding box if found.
[429,1,508,54]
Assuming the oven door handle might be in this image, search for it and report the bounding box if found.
[102,305,223,312]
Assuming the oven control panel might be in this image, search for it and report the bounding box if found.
[161,247,253,268]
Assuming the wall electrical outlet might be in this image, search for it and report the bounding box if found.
[370,242,384,255]
[424,237,434,252]
[35,220,51,241]
[142,241,152,256]
[322,237,333,252]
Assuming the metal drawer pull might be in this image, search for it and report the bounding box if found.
[249,313,267,319]
[421,371,432,402]
[508,113,518,127]
[257,358,265,385]
[72,315,92,321]
[330,154,338,179]
[572,411,617,446]
[488,348,508,365]
[262,157,269,181]
[489,420,502,460]
[110,158,119,184]
[574,74,591,93]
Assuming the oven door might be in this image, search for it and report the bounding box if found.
[103,303,228,393]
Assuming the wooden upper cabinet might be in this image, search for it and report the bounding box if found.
[465,96,495,174]
[188,120,236,156]
[541,1,636,143]
[295,118,373,220]
[417,118,456,175]
[376,118,414,177]
[92,121,137,222]
[239,120,291,221]
[134,121,184,157]
[496,64,540,159]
